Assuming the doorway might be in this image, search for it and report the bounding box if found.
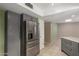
[44,22,51,47]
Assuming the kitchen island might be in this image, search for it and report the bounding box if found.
[61,36,79,56]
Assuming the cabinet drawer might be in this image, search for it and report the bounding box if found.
[61,39,74,55]
[61,39,73,46]
[27,40,39,48]
[62,44,73,55]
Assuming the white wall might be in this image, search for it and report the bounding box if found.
[58,22,79,37]
[38,18,44,50]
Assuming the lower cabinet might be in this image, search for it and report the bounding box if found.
[61,38,79,56]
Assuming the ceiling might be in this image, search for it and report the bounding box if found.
[0,3,79,23]
[34,3,79,23]
[44,8,79,23]
[0,3,41,17]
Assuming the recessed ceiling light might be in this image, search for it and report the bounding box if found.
[51,3,54,6]
[65,19,72,22]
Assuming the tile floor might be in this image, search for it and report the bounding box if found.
[38,39,67,56]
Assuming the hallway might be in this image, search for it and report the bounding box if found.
[38,39,67,56]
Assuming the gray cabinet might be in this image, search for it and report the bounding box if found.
[5,11,20,56]
[61,38,79,56]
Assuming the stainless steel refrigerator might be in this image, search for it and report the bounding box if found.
[20,14,40,56]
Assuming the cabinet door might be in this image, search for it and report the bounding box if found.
[5,11,20,56]
[61,39,65,50]
[0,10,5,56]
[61,39,73,55]
[73,42,79,56]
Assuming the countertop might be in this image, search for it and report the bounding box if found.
[61,36,79,43]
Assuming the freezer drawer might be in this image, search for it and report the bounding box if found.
[27,45,39,56]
